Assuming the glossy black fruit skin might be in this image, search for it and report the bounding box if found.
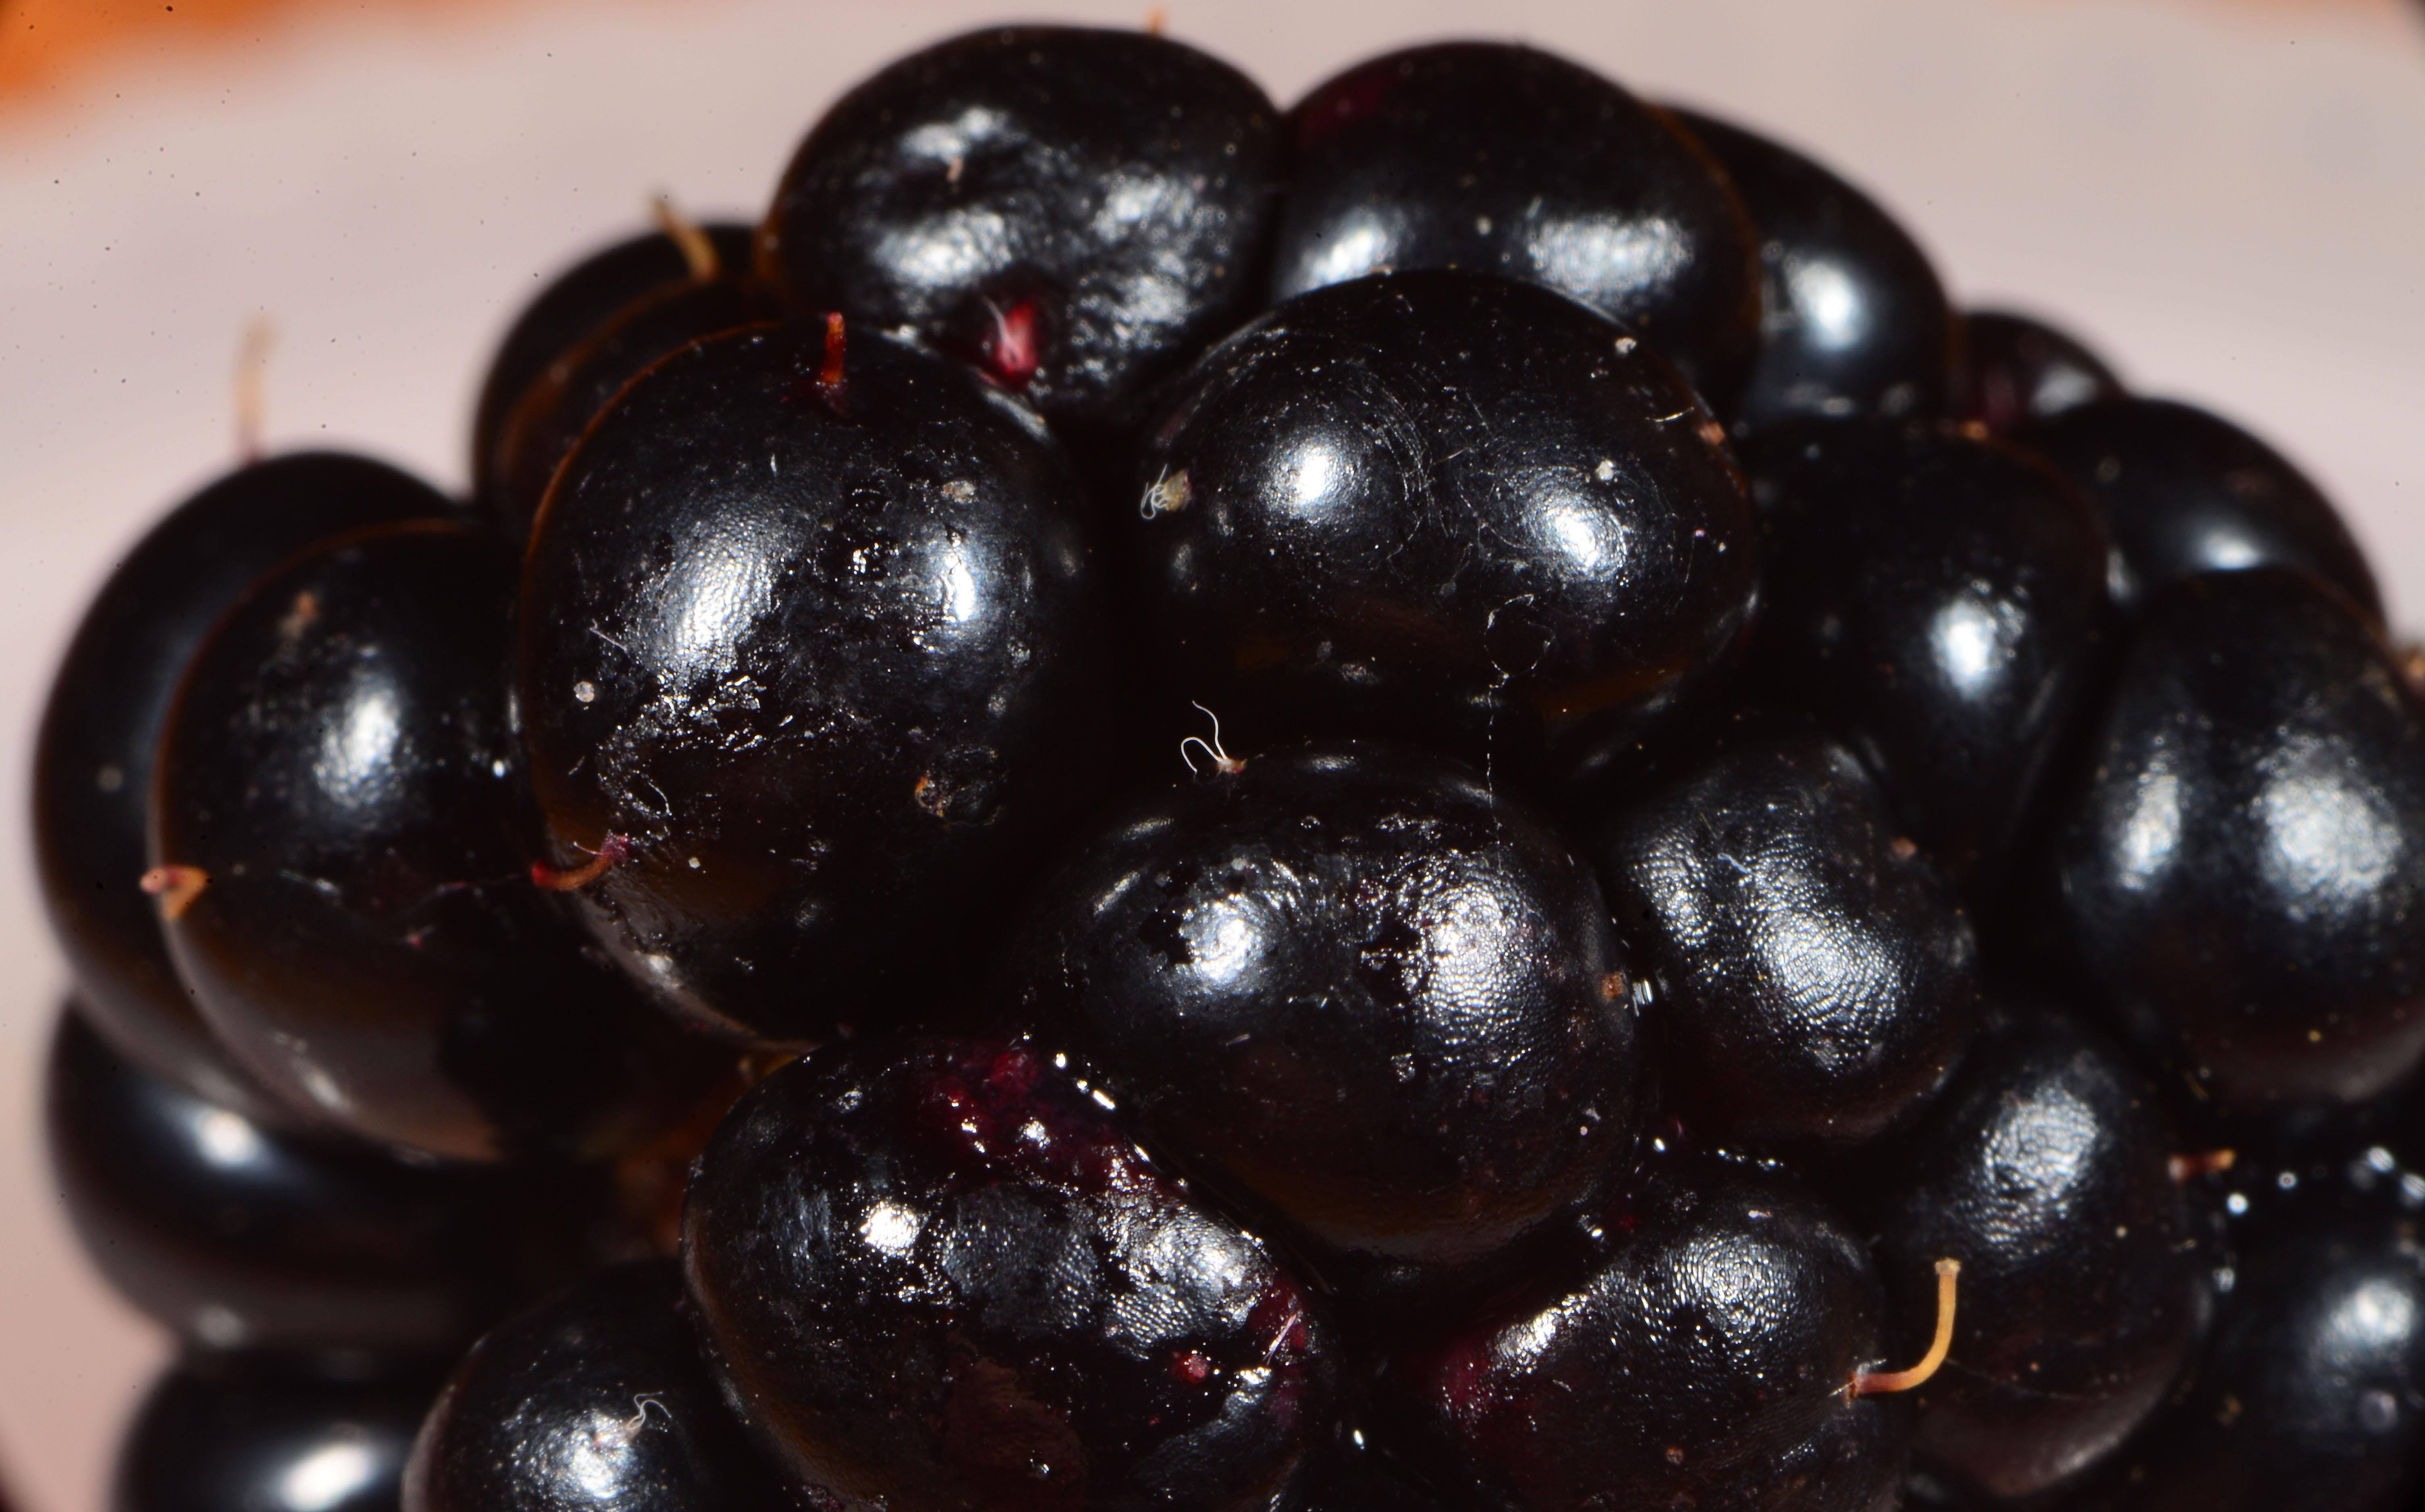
[2063,1186,2425,1512]
[1666,108,1955,432]
[1953,309,2123,438]
[471,221,756,515]
[519,320,1098,1044]
[1399,1150,1909,1512]
[2022,395,2379,619]
[1584,721,1978,1148]
[33,451,456,1129]
[46,1006,599,1356]
[1004,741,1637,1313]
[683,1038,1336,1512]
[1132,270,1756,773]
[761,26,1280,447]
[488,278,781,534]
[114,1354,444,1512]
[152,522,724,1162]
[1745,417,2113,890]
[405,1260,790,1512]
[1857,1000,2207,1500]
[2054,568,2425,1111]
[1274,44,1760,411]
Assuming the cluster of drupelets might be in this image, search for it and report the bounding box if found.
[31,23,2425,1512]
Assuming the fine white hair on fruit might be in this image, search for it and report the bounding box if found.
[1179,701,1244,777]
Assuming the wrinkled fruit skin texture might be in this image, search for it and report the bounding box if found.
[760,25,1281,445]
[153,523,721,1163]
[520,319,1099,1045]
[1274,43,1760,412]
[1401,1149,1911,1512]
[2056,567,2425,1111]
[1863,1001,2208,1501]
[1586,722,1978,1149]
[682,1038,1336,1512]
[1131,269,1756,773]
[1004,741,1638,1314]
[405,1260,791,1512]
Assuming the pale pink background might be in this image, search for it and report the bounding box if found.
[3,1,2422,1507]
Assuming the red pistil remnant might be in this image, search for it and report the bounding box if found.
[1851,1258,1960,1398]
[984,299,1040,389]
[816,311,849,415]
[780,314,854,419]
[140,864,211,920]
[532,834,631,892]
[2169,1148,2238,1183]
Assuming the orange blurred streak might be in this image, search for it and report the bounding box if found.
[0,0,514,105]
[2,0,2393,111]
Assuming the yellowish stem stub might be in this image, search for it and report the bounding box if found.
[1853,1257,1960,1398]
[651,193,720,282]
[233,315,274,464]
